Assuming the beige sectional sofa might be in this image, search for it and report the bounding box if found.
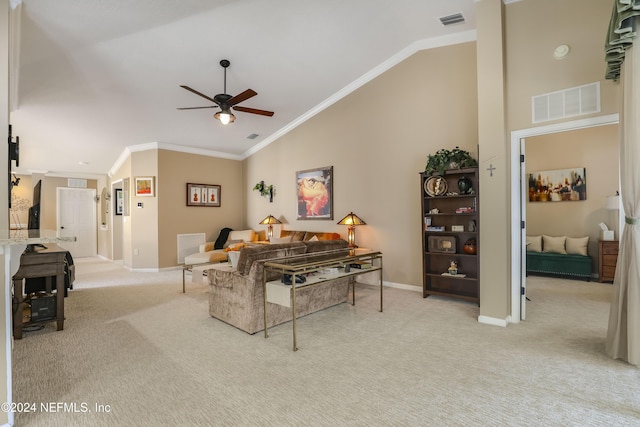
[207,239,351,334]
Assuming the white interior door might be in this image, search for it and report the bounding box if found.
[57,187,97,258]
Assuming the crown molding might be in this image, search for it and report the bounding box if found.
[108,142,243,177]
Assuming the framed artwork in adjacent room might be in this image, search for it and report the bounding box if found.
[296,166,333,220]
[528,167,586,202]
[115,188,123,215]
[187,183,221,207]
[135,176,155,197]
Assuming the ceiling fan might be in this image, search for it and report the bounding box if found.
[178,59,274,125]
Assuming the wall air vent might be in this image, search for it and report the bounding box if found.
[532,82,600,123]
[439,13,465,26]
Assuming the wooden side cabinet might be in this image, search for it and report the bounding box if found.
[599,240,619,283]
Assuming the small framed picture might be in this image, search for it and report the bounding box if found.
[187,183,221,207]
[115,188,124,215]
[135,177,155,197]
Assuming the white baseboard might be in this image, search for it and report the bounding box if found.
[478,315,509,327]
[383,281,421,292]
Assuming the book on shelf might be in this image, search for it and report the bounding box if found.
[455,207,475,214]
[349,261,372,269]
[425,226,445,232]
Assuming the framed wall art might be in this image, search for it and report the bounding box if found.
[187,183,221,207]
[115,188,123,215]
[135,176,155,197]
[528,167,586,202]
[296,166,333,220]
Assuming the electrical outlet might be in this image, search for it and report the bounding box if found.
[134,249,139,255]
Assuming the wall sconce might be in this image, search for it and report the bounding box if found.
[259,214,282,240]
[11,173,20,188]
[337,212,366,248]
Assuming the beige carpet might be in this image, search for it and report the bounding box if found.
[12,258,640,426]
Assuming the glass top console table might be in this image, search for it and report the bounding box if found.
[262,249,383,351]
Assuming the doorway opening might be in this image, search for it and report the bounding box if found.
[510,114,620,322]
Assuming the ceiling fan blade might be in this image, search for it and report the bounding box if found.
[177,106,219,110]
[228,89,257,106]
[233,105,275,117]
[180,85,218,104]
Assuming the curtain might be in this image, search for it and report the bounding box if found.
[605,0,640,80]
[605,8,640,365]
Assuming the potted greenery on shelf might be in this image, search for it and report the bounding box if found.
[425,146,478,176]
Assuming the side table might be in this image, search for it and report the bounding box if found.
[599,240,619,283]
[12,247,67,339]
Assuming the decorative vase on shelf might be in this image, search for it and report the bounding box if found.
[458,176,473,194]
[463,238,477,255]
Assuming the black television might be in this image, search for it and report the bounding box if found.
[27,179,42,230]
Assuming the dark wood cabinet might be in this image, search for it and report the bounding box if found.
[420,167,479,304]
[599,240,618,283]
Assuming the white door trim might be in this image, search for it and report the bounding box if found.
[509,113,619,323]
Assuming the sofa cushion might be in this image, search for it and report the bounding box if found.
[184,250,227,265]
[566,236,589,256]
[236,242,307,276]
[270,235,292,244]
[526,235,542,252]
[542,235,567,254]
[304,231,341,241]
[280,230,306,241]
[199,242,215,252]
[304,239,349,253]
[223,239,243,248]
[229,229,256,243]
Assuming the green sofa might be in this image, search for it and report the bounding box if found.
[526,251,592,281]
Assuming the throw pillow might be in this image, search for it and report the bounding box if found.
[223,239,243,249]
[542,235,567,254]
[308,235,319,242]
[526,235,542,252]
[566,236,589,256]
[223,242,246,252]
[270,236,292,244]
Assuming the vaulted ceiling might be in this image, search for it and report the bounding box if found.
[9,0,477,177]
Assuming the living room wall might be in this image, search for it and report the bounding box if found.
[156,149,244,268]
[525,125,619,274]
[244,41,479,289]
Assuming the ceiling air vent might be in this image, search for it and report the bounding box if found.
[439,13,465,26]
[247,133,259,140]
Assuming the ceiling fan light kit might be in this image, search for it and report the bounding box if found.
[179,59,274,125]
[215,110,235,124]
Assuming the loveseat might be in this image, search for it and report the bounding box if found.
[207,239,351,334]
[526,235,592,281]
